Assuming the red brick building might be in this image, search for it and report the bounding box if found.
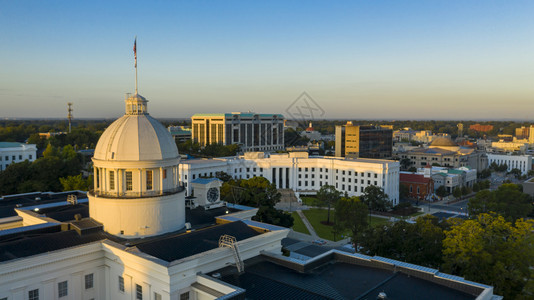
[400,173,434,201]
[469,124,494,132]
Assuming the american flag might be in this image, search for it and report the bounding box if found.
[133,37,137,67]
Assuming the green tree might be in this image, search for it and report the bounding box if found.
[435,185,448,199]
[509,168,522,179]
[358,215,445,268]
[400,158,411,170]
[59,174,92,191]
[42,144,59,158]
[468,184,532,222]
[399,184,409,200]
[442,214,534,298]
[452,187,462,199]
[316,184,342,224]
[334,196,368,243]
[360,185,391,212]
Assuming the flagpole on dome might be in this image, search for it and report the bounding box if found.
[134,36,138,94]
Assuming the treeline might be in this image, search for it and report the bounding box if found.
[289,119,532,138]
[0,144,91,195]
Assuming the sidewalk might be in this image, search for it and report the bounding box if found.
[296,210,319,239]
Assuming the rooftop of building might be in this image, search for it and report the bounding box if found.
[213,251,488,300]
[191,113,284,118]
[0,142,25,148]
[400,173,433,184]
[430,137,458,147]
[0,191,87,218]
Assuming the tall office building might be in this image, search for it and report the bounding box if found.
[335,122,393,159]
[191,112,284,152]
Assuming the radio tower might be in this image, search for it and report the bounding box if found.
[67,102,73,133]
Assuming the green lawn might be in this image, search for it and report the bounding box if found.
[300,196,317,206]
[291,212,310,235]
[301,208,391,241]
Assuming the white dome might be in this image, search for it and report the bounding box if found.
[94,114,178,161]
[94,93,178,161]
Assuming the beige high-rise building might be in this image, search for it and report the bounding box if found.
[191,112,284,152]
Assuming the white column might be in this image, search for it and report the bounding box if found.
[93,166,98,191]
[160,167,164,193]
[139,168,143,196]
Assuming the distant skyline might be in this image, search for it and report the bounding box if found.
[1,1,534,120]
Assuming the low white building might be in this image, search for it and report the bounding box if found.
[418,166,477,193]
[0,142,37,171]
[180,152,400,205]
[487,153,532,175]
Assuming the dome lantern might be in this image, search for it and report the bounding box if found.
[125,93,148,115]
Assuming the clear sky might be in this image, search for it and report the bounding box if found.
[1,1,533,120]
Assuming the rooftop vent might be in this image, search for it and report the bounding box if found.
[377,292,387,299]
[212,273,221,279]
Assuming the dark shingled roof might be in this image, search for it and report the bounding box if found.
[134,221,261,262]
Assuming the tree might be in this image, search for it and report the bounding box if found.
[479,168,491,179]
[435,185,448,199]
[59,174,92,191]
[399,184,409,200]
[408,167,417,173]
[316,184,342,224]
[442,214,534,298]
[509,168,522,179]
[468,184,533,222]
[360,185,391,212]
[452,187,462,199]
[334,196,368,243]
[400,158,411,170]
[358,215,445,268]
[461,186,471,198]
[221,177,293,228]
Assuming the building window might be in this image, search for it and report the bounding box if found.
[58,281,68,297]
[417,186,420,194]
[180,292,190,300]
[85,273,94,289]
[410,185,413,193]
[28,289,39,300]
[19,155,22,160]
[29,154,32,159]
[146,170,153,190]
[325,168,328,172]
[118,276,125,292]
[163,169,167,179]
[126,172,133,190]
[154,293,162,300]
[109,171,115,190]
[136,284,143,300]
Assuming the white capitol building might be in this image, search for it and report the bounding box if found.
[0,55,499,299]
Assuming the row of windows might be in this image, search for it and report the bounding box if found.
[117,275,183,300]
[20,273,94,300]
[0,154,32,161]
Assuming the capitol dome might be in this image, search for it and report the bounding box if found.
[94,93,178,161]
[89,92,185,239]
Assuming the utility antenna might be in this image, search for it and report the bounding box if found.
[67,102,73,133]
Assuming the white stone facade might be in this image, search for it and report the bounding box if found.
[180,152,400,205]
[487,154,532,175]
[0,228,287,300]
[0,142,37,172]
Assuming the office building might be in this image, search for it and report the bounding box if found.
[180,152,400,206]
[191,112,284,152]
[487,154,532,175]
[335,122,392,159]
